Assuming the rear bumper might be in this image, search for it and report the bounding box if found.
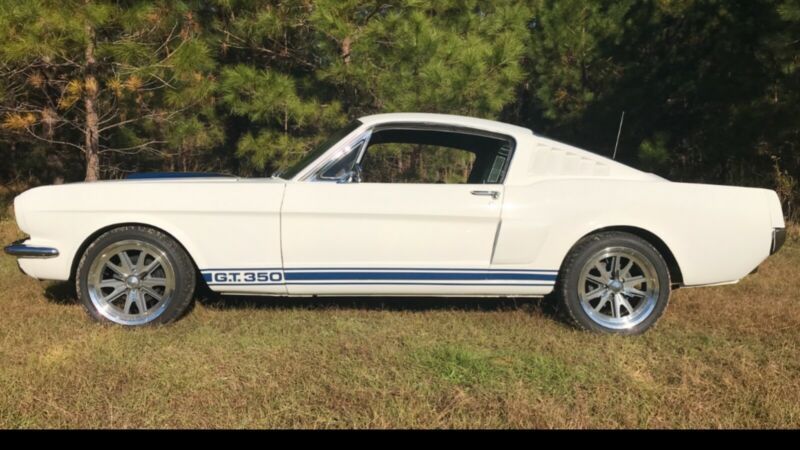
[771,228,786,255]
[3,239,59,258]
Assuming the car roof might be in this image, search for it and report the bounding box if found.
[358,113,534,138]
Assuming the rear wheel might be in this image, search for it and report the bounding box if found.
[557,232,671,334]
[76,226,196,326]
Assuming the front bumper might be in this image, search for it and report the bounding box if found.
[3,239,59,258]
[771,228,786,255]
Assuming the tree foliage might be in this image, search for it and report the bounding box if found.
[0,0,797,218]
[0,0,218,179]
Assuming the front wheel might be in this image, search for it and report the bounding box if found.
[556,232,671,335]
[76,225,196,326]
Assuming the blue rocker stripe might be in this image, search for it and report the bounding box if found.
[284,271,557,282]
[206,282,554,287]
[284,282,554,286]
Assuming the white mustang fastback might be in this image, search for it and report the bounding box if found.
[5,113,786,333]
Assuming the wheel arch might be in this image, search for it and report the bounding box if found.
[69,222,203,284]
[572,225,684,286]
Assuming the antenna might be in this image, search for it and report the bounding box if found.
[612,111,625,160]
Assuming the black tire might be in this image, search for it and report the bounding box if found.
[556,231,671,335]
[75,225,196,326]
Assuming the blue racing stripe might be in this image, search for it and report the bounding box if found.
[284,271,556,281]
[208,282,553,287]
[282,267,558,273]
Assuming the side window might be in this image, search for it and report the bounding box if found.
[361,143,476,184]
[359,128,513,184]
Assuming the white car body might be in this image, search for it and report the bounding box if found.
[9,113,786,298]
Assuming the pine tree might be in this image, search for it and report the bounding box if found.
[0,0,216,181]
[214,0,529,175]
[312,0,528,116]
[522,0,631,123]
[213,0,347,175]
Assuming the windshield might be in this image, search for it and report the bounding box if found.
[275,120,363,179]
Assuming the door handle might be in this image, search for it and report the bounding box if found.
[471,190,500,199]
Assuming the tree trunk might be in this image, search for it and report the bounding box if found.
[84,21,100,181]
[341,36,351,65]
[412,144,423,180]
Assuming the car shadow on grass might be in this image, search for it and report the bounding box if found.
[42,280,562,318]
[193,283,563,317]
[43,281,79,305]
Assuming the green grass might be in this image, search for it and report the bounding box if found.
[0,216,798,428]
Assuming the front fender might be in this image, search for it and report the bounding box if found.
[12,180,285,281]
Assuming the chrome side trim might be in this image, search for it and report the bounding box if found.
[4,239,59,258]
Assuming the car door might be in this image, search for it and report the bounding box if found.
[280,124,513,295]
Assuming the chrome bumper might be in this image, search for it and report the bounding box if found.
[771,228,786,255]
[3,239,59,258]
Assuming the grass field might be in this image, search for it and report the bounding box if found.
[0,207,798,428]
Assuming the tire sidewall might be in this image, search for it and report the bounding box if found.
[560,233,671,335]
[76,226,195,326]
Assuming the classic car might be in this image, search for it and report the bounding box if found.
[4,113,787,334]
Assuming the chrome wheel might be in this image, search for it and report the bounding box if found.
[578,246,660,330]
[86,240,176,325]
